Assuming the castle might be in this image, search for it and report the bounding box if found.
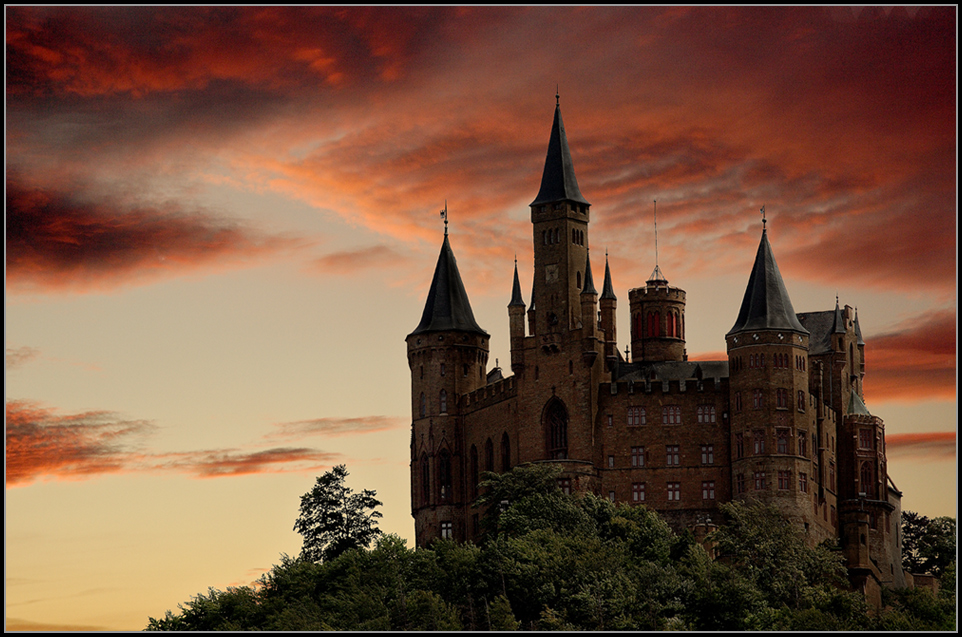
[406,99,906,602]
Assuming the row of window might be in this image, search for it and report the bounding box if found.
[617,405,717,427]
[733,389,806,412]
[614,480,715,503]
[734,429,811,458]
[632,310,684,339]
[734,470,809,493]
[607,444,716,468]
[730,353,807,372]
[417,434,512,507]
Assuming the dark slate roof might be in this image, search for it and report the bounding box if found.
[847,391,872,417]
[832,300,846,334]
[855,309,865,346]
[509,260,525,307]
[530,102,590,207]
[409,234,487,337]
[601,255,617,300]
[581,250,597,295]
[615,360,729,383]
[727,229,808,336]
[796,310,835,355]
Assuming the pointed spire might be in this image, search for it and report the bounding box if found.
[530,96,590,207]
[854,307,865,346]
[832,296,846,334]
[601,250,617,300]
[727,228,808,336]
[409,233,487,337]
[581,249,597,295]
[509,257,525,307]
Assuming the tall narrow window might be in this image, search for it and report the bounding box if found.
[438,450,452,501]
[440,521,453,540]
[859,462,874,497]
[631,446,645,467]
[667,482,681,501]
[753,430,765,455]
[421,453,430,504]
[666,445,680,466]
[776,428,789,454]
[439,389,448,414]
[778,470,791,490]
[501,432,511,473]
[632,482,646,502]
[485,438,494,472]
[701,444,714,465]
[702,481,715,500]
[544,399,569,460]
[469,445,479,499]
[735,433,744,459]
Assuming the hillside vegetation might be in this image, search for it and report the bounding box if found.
[147,464,955,631]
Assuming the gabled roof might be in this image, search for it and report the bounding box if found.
[530,101,590,207]
[796,310,835,355]
[409,234,487,337]
[728,229,808,336]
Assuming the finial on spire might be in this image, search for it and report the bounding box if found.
[556,85,560,106]
[760,205,766,229]
[653,199,659,268]
[440,200,448,235]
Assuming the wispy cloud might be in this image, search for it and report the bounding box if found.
[6,176,305,294]
[311,245,409,276]
[4,401,391,486]
[5,346,41,370]
[886,432,955,461]
[862,309,956,402]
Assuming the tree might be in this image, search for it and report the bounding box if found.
[902,511,956,578]
[293,464,383,563]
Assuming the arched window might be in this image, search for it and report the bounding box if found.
[437,450,452,501]
[485,438,494,472]
[469,445,479,499]
[860,462,874,498]
[544,399,568,459]
[576,271,582,289]
[439,389,447,414]
[501,432,511,472]
[420,453,430,504]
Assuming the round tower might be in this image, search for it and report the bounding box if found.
[628,266,686,362]
[407,229,489,546]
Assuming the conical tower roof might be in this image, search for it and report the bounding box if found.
[409,233,487,337]
[509,259,525,307]
[581,250,597,295]
[728,229,808,336]
[601,253,617,300]
[530,98,590,207]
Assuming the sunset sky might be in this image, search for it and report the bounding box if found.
[5,6,956,631]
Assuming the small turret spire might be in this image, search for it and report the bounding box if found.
[440,200,448,236]
[509,256,525,307]
[601,250,617,300]
[581,248,597,295]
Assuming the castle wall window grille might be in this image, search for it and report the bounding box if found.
[697,405,716,423]
[667,482,681,502]
[753,430,766,455]
[608,491,616,502]
[631,446,646,467]
[736,474,746,494]
[701,444,714,465]
[754,471,767,491]
[627,406,646,426]
[778,470,791,490]
[776,429,790,454]
[702,481,715,500]
[440,363,445,377]
[632,482,646,502]
[798,472,808,493]
[666,445,680,466]
[663,406,682,425]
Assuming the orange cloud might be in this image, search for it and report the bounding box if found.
[5,400,156,486]
[886,432,956,461]
[155,448,341,478]
[5,346,41,370]
[268,415,404,440]
[6,177,304,294]
[862,309,957,402]
[311,246,409,276]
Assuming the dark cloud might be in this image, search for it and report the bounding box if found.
[6,177,303,294]
[886,432,955,461]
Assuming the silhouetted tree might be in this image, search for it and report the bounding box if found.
[293,464,382,563]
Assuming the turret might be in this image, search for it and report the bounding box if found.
[407,224,490,546]
[628,265,687,362]
[508,259,526,375]
[599,253,618,366]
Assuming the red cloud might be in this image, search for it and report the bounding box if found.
[6,177,303,294]
[5,400,155,486]
[862,309,957,402]
[886,432,956,461]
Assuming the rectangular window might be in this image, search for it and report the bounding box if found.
[667,482,681,502]
[666,445,680,466]
[858,428,873,450]
[776,388,788,409]
[753,389,764,409]
[829,462,836,491]
[697,405,716,423]
[440,521,453,540]
[702,481,715,500]
[631,446,645,467]
[798,431,807,457]
[607,455,615,468]
[607,414,613,428]
[753,430,765,455]
[701,444,714,465]
[754,471,767,491]
[662,406,681,425]
[799,472,808,493]
[632,482,646,502]
[736,474,746,494]
[776,429,789,454]
[608,491,616,502]
[734,392,743,412]
[798,390,806,411]
[735,433,744,459]
[778,470,791,490]
[558,478,571,495]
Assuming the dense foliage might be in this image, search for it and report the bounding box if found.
[147,465,956,631]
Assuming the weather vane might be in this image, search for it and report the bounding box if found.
[440,200,448,235]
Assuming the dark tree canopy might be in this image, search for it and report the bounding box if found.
[293,464,382,563]
[901,511,956,578]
